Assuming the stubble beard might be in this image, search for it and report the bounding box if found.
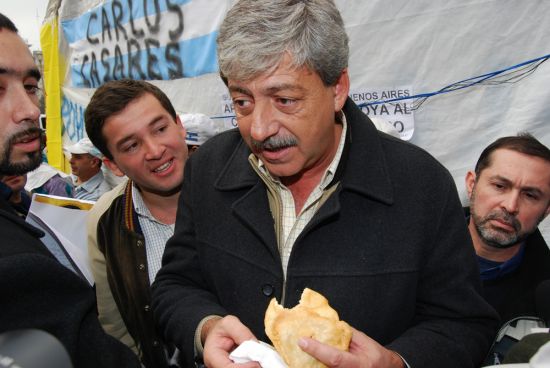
[0,127,43,176]
[470,188,538,249]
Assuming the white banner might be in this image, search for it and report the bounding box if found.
[51,0,550,241]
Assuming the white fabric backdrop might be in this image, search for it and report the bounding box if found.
[46,0,550,242]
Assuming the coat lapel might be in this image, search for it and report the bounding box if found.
[214,140,280,262]
[339,97,394,205]
[213,100,396,260]
[297,99,395,240]
[231,182,280,262]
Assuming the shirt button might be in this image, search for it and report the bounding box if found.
[137,240,143,247]
[144,305,150,312]
[138,263,146,271]
[261,284,274,297]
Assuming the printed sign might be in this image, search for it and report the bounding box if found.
[61,0,226,87]
[219,93,238,129]
[61,95,87,142]
[350,87,414,140]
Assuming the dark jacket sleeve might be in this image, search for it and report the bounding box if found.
[0,253,141,368]
[387,174,499,367]
[152,154,229,367]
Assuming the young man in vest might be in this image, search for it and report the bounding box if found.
[85,79,188,368]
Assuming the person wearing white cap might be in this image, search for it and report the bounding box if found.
[64,137,110,201]
[181,113,224,155]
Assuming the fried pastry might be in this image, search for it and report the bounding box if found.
[264,288,352,368]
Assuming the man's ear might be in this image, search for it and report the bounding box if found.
[103,158,125,177]
[333,68,350,112]
[176,114,187,140]
[465,171,477,200]
[92,157,101,168]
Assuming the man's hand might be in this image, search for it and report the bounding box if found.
[298,328,405,368]
[202,315,261,368]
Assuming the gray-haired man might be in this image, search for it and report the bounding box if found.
[152,1,498,367]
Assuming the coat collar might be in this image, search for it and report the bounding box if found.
[214,98,394,206]
[214,138,260,191]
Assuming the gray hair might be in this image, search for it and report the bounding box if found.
[217,0,349,86]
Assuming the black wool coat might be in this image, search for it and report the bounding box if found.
[153,98,499,368]
[0,197,140,368]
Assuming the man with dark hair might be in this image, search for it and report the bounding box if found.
[465,133,550,364]
[0,18,42,176]
[151,1,498,368]
[0,12,140,368]
[85,79,188,368]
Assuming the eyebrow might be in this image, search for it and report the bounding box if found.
[264,83,305,95]
[228,83,305,96]
[0,66,41,81]
[228,85,251,96]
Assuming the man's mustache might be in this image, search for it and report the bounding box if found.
[8,126,43,146]
[483,209,521,232]
[251,135,298,151]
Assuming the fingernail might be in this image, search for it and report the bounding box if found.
[298,338,308,349]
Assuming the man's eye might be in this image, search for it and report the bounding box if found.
[123,143,138,152]
[524,192,540,200]
[25,85,40,95]
[278,98,295,105]
[234,99,250,108]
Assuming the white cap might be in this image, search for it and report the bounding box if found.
[181,113,223,146]
[64,138,103,159]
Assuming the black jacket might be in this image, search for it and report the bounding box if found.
[484,230,550,322]
[0,196,140,368]
[465,207,550,323]
[153,98,499,368]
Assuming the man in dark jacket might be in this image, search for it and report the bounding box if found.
[465,134,550,364]
[0,13,140,368]
[151,1,499,367]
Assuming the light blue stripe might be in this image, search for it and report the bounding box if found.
[62,0,191,45]
[70,31,218,87]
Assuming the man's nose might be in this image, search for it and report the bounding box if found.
[250,101,278,142]
[11,85,40,125]
[143,138,164,160]
[501,192,520,215]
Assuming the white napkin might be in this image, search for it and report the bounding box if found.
[229,340,288,368]
[531,341,550,367]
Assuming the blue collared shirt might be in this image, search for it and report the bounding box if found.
[72,170,110,202]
